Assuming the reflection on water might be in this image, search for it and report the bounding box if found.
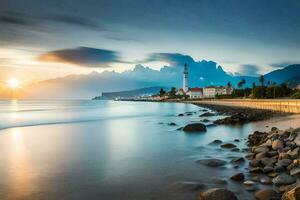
[0,100,299,200]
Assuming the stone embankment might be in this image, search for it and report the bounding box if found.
[186,99,300,114]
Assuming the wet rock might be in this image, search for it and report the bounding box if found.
[248,131,269,146]
[263,166,274,173]
[290,167,300,177]
[210,139,222,144]
[288,147,299,159]
[277,159,292,167]
[272,139,284,150]
[274,165,285,173]
[249,167,262,173]
[231,147,240,152]
[168,122,177,126]
[230,157,245,164]
[172,181,206,192]
[197,188,238,200]
[234,139,240,142]
[230,172,245,181]
[255,151,267,159]
[271,127,279,133]
[260,176,272,184]
[254,146,269,153]
[178,113,184,117]
[249,159,260,167]
[244,180,257,191]
[272,174,296,186]
[199,112,215,117]
[201,119,210,123]
[183,123,207,133]
[267,150,278,157]
[196,159,226,167]
[255,189,281,200]
[220,143,237,148]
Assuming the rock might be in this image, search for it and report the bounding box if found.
[255,189,281,200]
[172,181,206,192]
[267,150,278,157]
[268,172,278,177]
[274,165,285,173]
[230,157,245,164]
[279,152,290,160]
[220,143,237,148]
[210,139,222,144]
[168,122,177,126]
[246,153,255,160]
[249,159,260,167]
[260,176,272,184]
[230,173,244,181]
[263,166,274,173]
[197,188,238,200]
[277,159,292,167]
[272,139,284,150]
[288,147,299,159]
[196,159,226,167]
[183,123,207,132]
[261,157,276,166]
[294,135,300,146]
[199,112,215,117]
[248,131,268,146]
[254,146,269,153]
[282,185,300,200]
[244,180,255,186]
[234,139,240,142]
[271,127,279,132]
[256,151,267,159]
[249,167,262,173]
[272,174,296,186]
[201,119,210,123]
[290,167,300,177]
[178,113,184,117]
[231,147,240,152]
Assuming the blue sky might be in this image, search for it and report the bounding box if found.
[0,0,300,84]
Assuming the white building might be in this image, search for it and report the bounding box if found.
[203,86,233,98]
[187,88,203,99]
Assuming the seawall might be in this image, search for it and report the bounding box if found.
[183,99,300,113]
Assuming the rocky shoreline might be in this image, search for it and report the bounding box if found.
[194,103,288,125]
[174,104,299,199]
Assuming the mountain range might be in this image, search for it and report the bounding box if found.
[24,54,300,99]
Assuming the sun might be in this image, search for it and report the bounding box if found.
[7,78,19,89]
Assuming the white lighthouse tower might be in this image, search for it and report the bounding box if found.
[183,63,189,92]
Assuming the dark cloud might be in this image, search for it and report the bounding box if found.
[239,64,260,76]
[0,12,35,26]
[38,47,121,67]
[45,15,106,30]
[146,53,195,66]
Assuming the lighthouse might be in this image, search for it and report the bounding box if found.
[183,63,189,92]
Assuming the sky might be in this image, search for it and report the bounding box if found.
[1,0,300,87]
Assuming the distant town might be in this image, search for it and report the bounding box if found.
[108,63,300,101]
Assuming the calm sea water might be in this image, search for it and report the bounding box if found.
[0,100,299,200]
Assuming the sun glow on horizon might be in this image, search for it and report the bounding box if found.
[7,78,20,89]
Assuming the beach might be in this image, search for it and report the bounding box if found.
[0,100,300,200]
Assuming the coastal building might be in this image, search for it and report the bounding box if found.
[183,63,189,93]
[187,88,203,99]
[176,88,185,96]
[203,86,233,98]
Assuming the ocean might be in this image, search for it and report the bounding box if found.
[0,100,299,200]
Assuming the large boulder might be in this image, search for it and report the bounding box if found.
[272,139,284,150]
[272,174,296,186]
[183,123,207,132]
[198,188,238,200]
[230,172,245,181]
[255,189,281,200]
[196,159,226,167]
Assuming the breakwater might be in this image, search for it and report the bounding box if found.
[184,99,300,114]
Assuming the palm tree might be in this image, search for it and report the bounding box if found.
[272,82,276,98]
[259,75,265,87]
[237,79,246,89]
[159,88,166,97]
[252,82,256,96]
[227,82,232,88]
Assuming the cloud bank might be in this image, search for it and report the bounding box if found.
[38,47,120,67]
